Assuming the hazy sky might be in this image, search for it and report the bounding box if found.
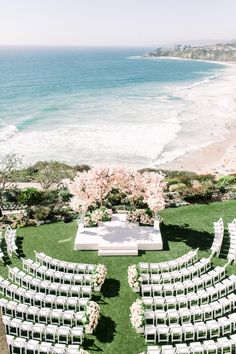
[0,0,235,46]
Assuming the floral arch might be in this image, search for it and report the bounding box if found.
[67,167,166,226]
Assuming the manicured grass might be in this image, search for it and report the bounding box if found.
[1,200,236,354]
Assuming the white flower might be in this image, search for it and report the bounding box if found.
[85,301,100,330]
[128,265,141,288]
[130,299,145,329]
[93,264,107,287]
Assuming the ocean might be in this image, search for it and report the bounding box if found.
[0,47,227,167]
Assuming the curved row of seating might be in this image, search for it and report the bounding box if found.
[228,220,236,265]
[139,249,199,274]
[8,266,92,298]
[5,225,18,258]
[210,217,224,257]
[0,276,89,311]
[22,259,93,285]
[141,257,212,285]
[147,334,236,354]
[3,314,84,345]
[0,230,5,262]
[141,266,226,297]
[0,299,86,327]
[6,334,81,354]
[145,313,236,344]
[142,275,236,310]
[34,251,96,274]
[144,295,236,326]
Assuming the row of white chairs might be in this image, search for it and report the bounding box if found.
[139,249,199,274]
[34,251,96,274]
[146,334,236,354]
[228,220,236,265]
[144,313,236,344]
[0,230,5,262]
[4,225,18,258]
[144,294,236,326]
[142,275,236,308]
[0,299,86,327]
[141,258,212,285]
[210,218,224,257]
[0,278,89,311]
[22,259,93,285]
[3,314,84,345]
[141,266,227,297]
[142,282,236,311]
[7,335,81,354]
[8,266,92,298]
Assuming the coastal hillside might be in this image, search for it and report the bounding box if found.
[147,42,236,62]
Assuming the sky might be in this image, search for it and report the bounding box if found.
[0,0,235,47]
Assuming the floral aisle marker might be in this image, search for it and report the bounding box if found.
[128,264,142,292]
[130,298,145,333]
[93,264,108,291]
[84,301,100,334]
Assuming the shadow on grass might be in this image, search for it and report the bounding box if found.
[101,278,120,298]
[161,223,213,251]
[0,238,12,265]
[94,314,116,343]
[82,338,103,352]
[91,295,108,306]
[15,236,25,258]
[219,229,230,260]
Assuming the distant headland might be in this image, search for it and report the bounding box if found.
[146,42,236,62]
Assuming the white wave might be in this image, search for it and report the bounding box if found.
[127,56,142,60]
[0,125,19,142]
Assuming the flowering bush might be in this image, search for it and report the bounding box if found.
[130,299,145,330]
[68,167,166,215]
[85,301,100,331]
[139,210,154,226]
[127,209,154,225]
[93,264,107,287]
[128,265,142,288]
[127,209,140,223]
[82,207,112,228]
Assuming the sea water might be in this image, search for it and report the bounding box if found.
[0,47,227,167]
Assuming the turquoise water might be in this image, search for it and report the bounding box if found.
[0,47,224,166]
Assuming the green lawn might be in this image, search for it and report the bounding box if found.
[1,200,236,354]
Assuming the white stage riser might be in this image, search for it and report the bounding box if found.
[74,213,163,255]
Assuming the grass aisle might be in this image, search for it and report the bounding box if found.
[1,200,236,353]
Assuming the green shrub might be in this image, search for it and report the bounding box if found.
[18,188,43,206]
[58,188,71,202]
[34,206,53,221]
[216,175,236,188]
[169,183,186,192]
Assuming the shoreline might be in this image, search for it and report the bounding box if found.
[155,60,236,175]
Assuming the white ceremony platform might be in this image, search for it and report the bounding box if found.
[74,213,163,256]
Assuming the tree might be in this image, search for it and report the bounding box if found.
[37,161,76,189]
[0,153,22,190]
[0,153,22,203]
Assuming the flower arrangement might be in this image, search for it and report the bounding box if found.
[83,207,112,227]
[93,264,108,288]
[130,299,145,330]
[128,209,154,226]
[127,209,140,223]
[85,301,100,331]
[128,264,142,289]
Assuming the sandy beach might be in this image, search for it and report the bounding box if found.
[157,62,236,175]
